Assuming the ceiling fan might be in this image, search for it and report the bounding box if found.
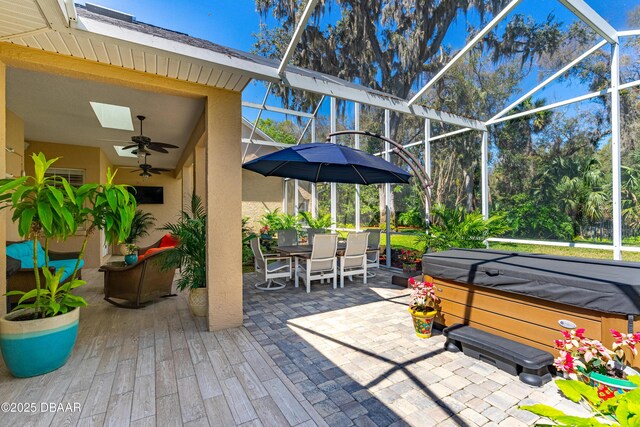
[130,155,171,180]
[122,115,179,160]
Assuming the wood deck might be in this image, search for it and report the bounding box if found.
[0,269,326,427]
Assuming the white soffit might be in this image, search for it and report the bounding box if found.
[0,0,49,39]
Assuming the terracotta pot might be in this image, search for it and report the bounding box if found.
[188,288,207,317]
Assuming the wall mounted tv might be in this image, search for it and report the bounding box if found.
[128,186,164,204]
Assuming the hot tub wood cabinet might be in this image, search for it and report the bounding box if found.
[422,249,640,367]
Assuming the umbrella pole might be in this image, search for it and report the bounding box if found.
[326,130,433,223]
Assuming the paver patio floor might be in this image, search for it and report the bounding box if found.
[0,268,589,426]
[242,269,590,427]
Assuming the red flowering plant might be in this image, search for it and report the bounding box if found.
[554,327,640,380]
[400,248,420,263]
[408,277,440,313]
[259,225,271,236]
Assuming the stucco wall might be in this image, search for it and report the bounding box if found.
[112,171,183,249]
[242,170,282,232]
[25,141,104,268]
[5,109,24,241]
[241,143,283,231]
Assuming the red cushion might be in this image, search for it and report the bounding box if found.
[160,234,179,248]
[139,246,173,261]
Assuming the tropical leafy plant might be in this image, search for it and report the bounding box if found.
[124,210,156,245]
[160,194,207,291]
[520,376,640,426]
[242,216,256,263]
[397,207,425,228]
[298,211,333,229]
[416,204,510,253]
[259,207,300,231]
[0,153,136,318]
[494,193,574,240]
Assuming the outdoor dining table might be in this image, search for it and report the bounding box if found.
[273,243,378,258]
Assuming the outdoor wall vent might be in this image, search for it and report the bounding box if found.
[85,3,135,23]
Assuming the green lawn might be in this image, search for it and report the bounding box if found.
[378,232,640,262]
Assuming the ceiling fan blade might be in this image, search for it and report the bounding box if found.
[147,146,169,154]
[98,139,133,143]
[149,142,179,149]
[123,144,139,150]
[149,170,162,174]
[150,168,171,172]
[130,169,141,173]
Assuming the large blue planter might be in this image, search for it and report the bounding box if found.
[0,308,79,378]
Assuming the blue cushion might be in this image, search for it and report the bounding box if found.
[6,241,47,268]
[49,259,84,282]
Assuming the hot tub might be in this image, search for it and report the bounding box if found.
[422,249,640,360]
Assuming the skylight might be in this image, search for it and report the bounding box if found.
[90,102,134,131]
[113,145,137,158]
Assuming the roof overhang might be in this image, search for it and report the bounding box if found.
[1,0,485,130]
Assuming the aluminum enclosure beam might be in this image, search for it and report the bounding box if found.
[481,131,489,220]
[330,97,337,231]
[488,39,608,123]
[408,0,523,105]
[384,109,391,268]
[296,95,325,144]
[281,71,486,131]
[277,0,320,75]
[243,101,315,118]
[558,0,617,44]
[611,42,622,260]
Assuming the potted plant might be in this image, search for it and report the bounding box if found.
[407,277,440,338]
[553,327,639,401]
[400,248,420,273]
[124,244,139,265]
[160,194,207,317]
[298,211,333,243]
[520,375,640,425]
[120,210,156,255]
[0,153,135,377]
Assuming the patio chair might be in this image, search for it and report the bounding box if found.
[277,229,298,247]
[306,228,326,245]
[365,229,382,277]
[295,234,338,293]
[100,249,177,309]
[251,237,292,291]
[338,232,369,288]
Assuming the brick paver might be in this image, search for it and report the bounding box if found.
[243,270,590,426]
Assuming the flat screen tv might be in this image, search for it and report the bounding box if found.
[128,186,164,204]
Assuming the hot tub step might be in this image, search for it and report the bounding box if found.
[443,324,554,386]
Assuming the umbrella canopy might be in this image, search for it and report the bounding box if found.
[242,142,412,185]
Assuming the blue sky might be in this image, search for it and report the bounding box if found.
[77,1,640,126]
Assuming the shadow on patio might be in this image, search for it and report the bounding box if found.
[242,269,552,427]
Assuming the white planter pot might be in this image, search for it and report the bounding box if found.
[188,288,207,317]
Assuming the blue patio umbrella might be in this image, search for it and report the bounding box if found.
[242,142,412,185]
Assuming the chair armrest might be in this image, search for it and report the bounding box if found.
[265,256,292,263]
[99,262,143,273]
[48,250,81,261]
